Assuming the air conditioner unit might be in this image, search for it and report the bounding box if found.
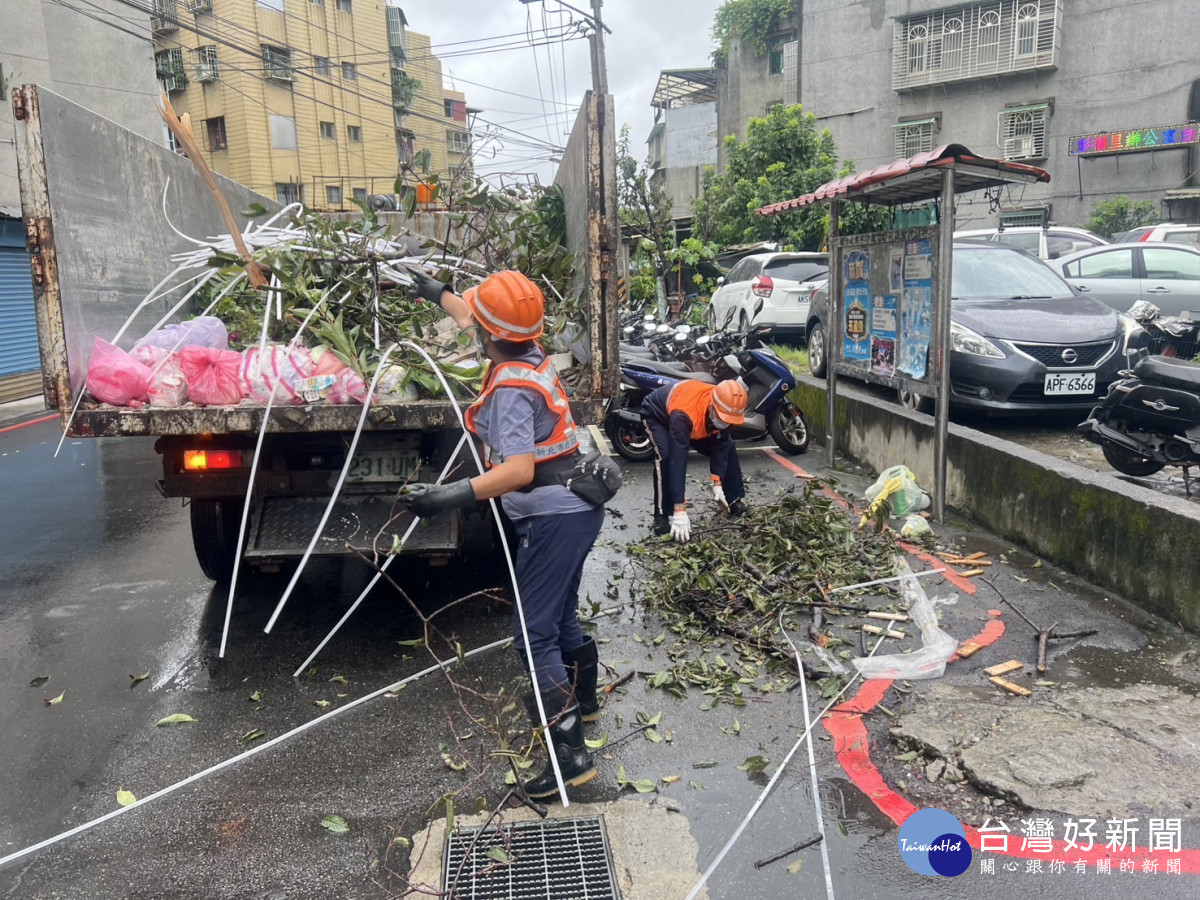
[187,0,212,10]
[1004,136,1035,159]
[196,65,217,83]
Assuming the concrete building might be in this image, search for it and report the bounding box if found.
[647,69,719,221]
[716,0,1200,229]
[1,0,164,403]
[152,0,472,209]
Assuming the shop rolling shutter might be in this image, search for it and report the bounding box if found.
[0,247,41,400]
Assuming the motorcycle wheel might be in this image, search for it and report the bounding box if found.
[1101,444,1165,477]
[606,417,656,462]
[767,403,810,455]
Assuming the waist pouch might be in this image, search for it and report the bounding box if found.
[521,451,623,506]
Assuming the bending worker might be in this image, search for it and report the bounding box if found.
[641,378,749,542]
[403,267,608,802]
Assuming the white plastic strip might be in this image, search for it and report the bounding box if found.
[683,633,888,900]
[0,636,512,872]
[829,567,946,594]
[291,431,470,677]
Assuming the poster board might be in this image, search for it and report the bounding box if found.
[831,226,941,401]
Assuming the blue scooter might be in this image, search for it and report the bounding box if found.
[604,327,810,461]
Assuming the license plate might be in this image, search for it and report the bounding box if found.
[1043,372,1095,395]
[346,450,419,482]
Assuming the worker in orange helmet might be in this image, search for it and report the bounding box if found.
[404,267,609,803]
[640,378,750,542]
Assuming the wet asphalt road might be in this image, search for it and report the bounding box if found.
[1,416,1199,899]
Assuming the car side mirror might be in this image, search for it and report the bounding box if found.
[722,307,736,328]
[716,276,725,286]
[753,298,765,317]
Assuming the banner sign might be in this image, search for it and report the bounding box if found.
[1068,123,1200,157]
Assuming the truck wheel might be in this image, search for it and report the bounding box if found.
[768,403,809,455]
[1101,444,1165,477]
[607,418,656,462]
[191,498,243,583]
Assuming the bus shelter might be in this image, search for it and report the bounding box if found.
[757,144,1049,520]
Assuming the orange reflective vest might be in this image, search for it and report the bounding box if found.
[463,356,580,465]
[668,380,718,442]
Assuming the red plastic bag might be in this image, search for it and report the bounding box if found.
[87,337,151,406]
[178,346,244,406]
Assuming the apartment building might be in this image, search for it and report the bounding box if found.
[152,0,473,209]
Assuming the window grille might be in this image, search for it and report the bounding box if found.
[768,33,794,76]
[203,116,227,151]
[187,0,212,12]
[782,41,799,105]
[194,45,218,82]
[262,45,294,82]
[893,118,937,158]
[446,130,471,154]
[276,183,301,205]
[155,48,187,93]
[998,104,1049,159]
[151,0,178,33]
[893,1,1061,91]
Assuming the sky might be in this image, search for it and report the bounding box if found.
[413,0,725,184]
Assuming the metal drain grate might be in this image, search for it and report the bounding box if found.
[442,815,620,899]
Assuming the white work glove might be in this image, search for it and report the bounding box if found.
[669,510,691,543]
[711,478,729,513]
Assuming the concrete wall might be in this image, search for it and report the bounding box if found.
[0,0,162,217]
[650,102,717,220]
[797,0,1198,229]
[793,377,1200,629]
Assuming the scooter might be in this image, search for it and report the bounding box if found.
[604,328,810,461]
[1076,351,1200,490]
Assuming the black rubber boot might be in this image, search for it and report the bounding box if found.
[562,637,601,723]
[652,514,670,535]
[522,691,596,801]
[728,498,749,518]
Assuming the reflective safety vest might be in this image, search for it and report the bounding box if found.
[668,379,718,442]
[463,356,580,465]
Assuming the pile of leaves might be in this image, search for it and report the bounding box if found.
[628,480,902,705]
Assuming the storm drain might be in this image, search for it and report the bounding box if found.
[442,815,620,899]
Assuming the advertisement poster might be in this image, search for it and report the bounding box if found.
[870,293,898,378]
[843,250,871,362]
[899,238,934,379]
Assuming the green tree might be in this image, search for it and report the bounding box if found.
[617,125,675,306]
[1085,195,1159,240]
[692,104,886,251]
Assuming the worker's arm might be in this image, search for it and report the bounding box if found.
[468,453,534,499]
[410,269,475,330]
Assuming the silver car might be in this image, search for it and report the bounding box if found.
[707,252,828,342]
[954,225,1107,260]
[1052,241,1200,317]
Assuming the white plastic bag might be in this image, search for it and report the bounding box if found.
[852,558,958,681]
[241,344,314,404]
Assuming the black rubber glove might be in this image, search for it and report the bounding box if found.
[402,480,477,517]
[409,268,449,307]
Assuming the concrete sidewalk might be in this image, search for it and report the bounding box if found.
[0,395,52,431]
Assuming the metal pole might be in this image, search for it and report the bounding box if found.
[826,200,840,468]
[933,167,955,522]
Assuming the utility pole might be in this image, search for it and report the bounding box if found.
[589,0,609,95]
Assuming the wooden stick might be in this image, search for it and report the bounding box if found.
[989,676,1032,697]
[958,568,986,577]
[1037,622,1057,675]
[862,624,906,639]
[866,611,910,623]
[960,551,987,561]
[984,660,1023,677]
[754,834,824,869]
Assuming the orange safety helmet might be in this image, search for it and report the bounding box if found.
[462,270,545,341]
[711,380,748,426]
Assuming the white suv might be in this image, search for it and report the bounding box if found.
[707,252,828,342]
[1127,223,1200,245]
[954,225,1108,260]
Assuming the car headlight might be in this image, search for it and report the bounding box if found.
[1117,314,1147,353]
[950,322,1005,358]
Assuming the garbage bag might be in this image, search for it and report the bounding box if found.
[862,464,930,522]
[178,346,245,406]
[133,316,228,352]
[87,337,151,406]
[852,559,958,682]
[240,344,315,404]
[309,345,349,376]
[900,514,933,540]
[329,369,368,404]
[131,345,187,408]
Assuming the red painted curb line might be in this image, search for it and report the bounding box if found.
[0,413,57,435]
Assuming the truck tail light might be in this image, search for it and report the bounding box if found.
[751,275,774,298]
[184,449,243,471]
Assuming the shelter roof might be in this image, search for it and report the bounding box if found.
[651,69,718,109]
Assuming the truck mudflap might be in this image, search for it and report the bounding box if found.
[242,492,462,562]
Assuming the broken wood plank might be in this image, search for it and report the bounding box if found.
[862,624,906,639]
[958,568,986,578]
[984,660,1023,677]
[960,551,987,562]
[956,640,984,658]
[866,611,911,623]
[989,676,1032,697]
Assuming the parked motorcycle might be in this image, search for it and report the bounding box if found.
[604,328,810,462]
[1077,351,1200,480]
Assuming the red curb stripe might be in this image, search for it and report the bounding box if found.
[898,539,977,595]
[0,413,57,435]
[761,448,847,507]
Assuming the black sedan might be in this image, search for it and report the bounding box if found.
[804,242,1149,414]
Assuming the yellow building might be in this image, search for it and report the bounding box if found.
[151,0,472,209]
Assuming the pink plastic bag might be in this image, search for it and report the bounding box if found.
[178,347,244,406]
[328,369,368,404]
[240,344,314,404]
[87,337,151,406]
[310,345,349,377]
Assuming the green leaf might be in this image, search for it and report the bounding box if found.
[240,728,266,744]
[441,753,468,772]
[314,700,332,708]
[44,690,65,706]
[895,750,919,762]
[395,637,425,648]
[129,672,150,686]
[737,755,769,775]
[328,675,349,685]
[787,859,804,874]
[249,691,262,703]
[692,760,719,769]
[29,675,50,688]
[444,797,455,836]
[645,728,662,743]
[155,713,194,726]
[117,789,137,807]
[585,734,608,750]
[320,814,349,834]
[486,846,512,864]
